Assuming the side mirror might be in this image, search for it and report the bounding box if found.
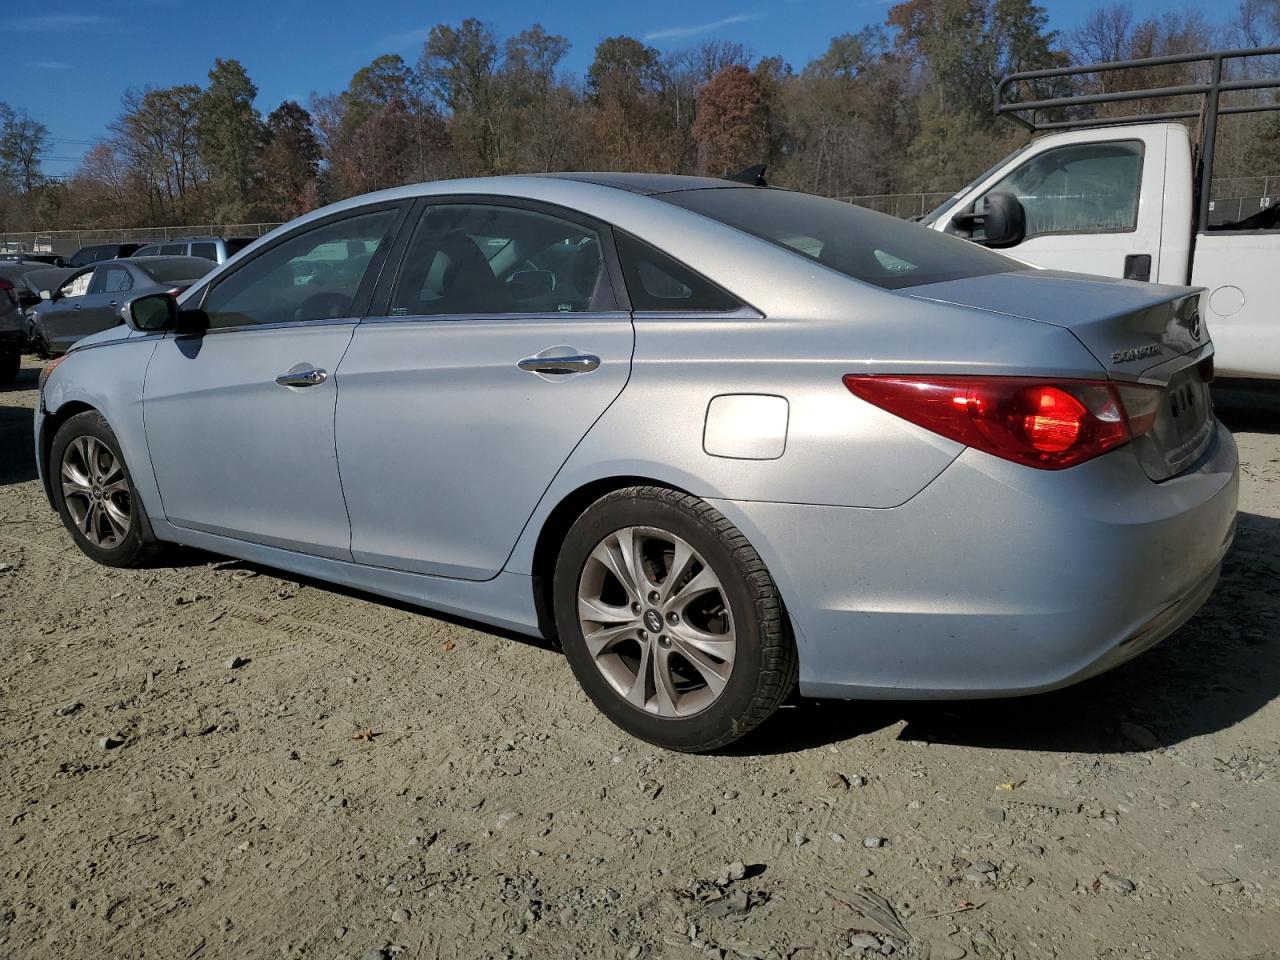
[39,289,53,301]
[121,292,178,332]
[976,191,1026,248]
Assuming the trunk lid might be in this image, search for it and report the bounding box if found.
[906,269,1214,481]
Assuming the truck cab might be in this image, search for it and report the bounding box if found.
[922,47,1280,381]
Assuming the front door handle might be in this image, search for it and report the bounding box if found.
[517,353,600,376]
[275,367,328,388]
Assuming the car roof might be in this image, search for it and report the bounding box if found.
[530,172,745,195]
[119,255,213,268]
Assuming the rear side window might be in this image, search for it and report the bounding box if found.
[190,242,218,261]
[661,187,1019,290]
[389,203,613,316]
[160,243,186,256]
[134,245,162,258]
[614,232,740,312]
[103,267,133,293]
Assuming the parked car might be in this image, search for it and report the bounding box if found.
[13,267,75,344]
[0,252,65,267]
[34,174,1238,751]
[66,243,143,269]
[30,256,212,356]
[0,274,24,384]
[132,236,255,264]
[924,46,1280,380]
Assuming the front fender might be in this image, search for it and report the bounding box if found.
[38,338,163,520]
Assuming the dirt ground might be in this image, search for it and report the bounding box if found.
[1,355,1278,960]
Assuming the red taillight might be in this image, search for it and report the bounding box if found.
[843,375,1163,470]
[0,278,15,305]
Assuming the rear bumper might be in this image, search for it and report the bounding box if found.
[709,420,1239,699]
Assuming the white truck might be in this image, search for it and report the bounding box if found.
[921,46,1280,380]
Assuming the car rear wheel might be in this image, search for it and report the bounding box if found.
[50,411,159,567]
[553,486,797,752]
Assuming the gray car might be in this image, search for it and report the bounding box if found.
[31,256,213,356]
[132,236,256,264]
[32,174,1239,751]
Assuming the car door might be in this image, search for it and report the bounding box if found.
[39,268,96,353]
[70,263,133,340]
[945,131,1163,281]
[336,199,634,580]
[143,203,407,559]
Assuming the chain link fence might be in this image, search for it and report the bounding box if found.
[0,223,283,257]
[832,192,955,219]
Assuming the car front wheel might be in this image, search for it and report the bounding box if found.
[50,411,159,567]
[553,486,797,752]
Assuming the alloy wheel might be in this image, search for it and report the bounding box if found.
[576,526,736,718]
[61,436,131,549]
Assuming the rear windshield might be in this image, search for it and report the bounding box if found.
[660,187,1019,290]
[136,259,209,283]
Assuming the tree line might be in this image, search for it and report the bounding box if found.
[1,0,1278,234]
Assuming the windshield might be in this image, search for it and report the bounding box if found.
[919,143,1035,226]
[661,187,1019,291]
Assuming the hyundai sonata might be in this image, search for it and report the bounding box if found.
[34,173,1238,751]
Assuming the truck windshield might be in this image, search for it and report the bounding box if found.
[919,143,1034,226]
[661,187,1019,290]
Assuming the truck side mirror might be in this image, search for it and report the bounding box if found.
[976,192,1026,248]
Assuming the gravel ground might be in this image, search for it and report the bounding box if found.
[1,357,1278,960]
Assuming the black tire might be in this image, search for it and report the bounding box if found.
[50,411,160,567]
[553,485,798,752]
[0,349,18,386]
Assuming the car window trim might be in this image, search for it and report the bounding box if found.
[188,199,414,328]
[368,194,631,320]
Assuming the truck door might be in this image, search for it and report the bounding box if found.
[932,125,1177,283]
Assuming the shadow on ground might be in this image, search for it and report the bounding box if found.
[1,407,38,486]
[737,509,1280,757]
[1214,381,1280,435]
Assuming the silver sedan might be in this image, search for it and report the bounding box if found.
[33,173,1238,751]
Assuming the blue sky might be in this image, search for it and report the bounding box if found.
[8,0,1229,178]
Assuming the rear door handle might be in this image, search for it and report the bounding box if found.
[275,367,328,387]
[517,354,600,375]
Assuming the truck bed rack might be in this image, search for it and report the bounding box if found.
[995,47,1280,232]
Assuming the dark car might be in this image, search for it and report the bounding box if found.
[66,243,143,269]
[31,256,213,356]
[0,252,66,267]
